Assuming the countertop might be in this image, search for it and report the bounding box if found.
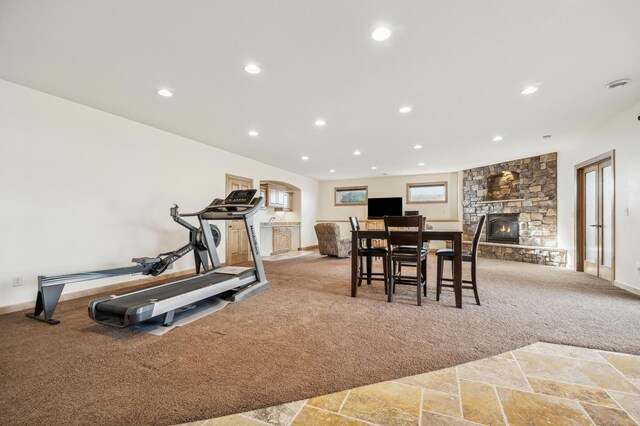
[260,222,301,228]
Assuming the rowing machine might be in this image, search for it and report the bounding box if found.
[26,204,221,325]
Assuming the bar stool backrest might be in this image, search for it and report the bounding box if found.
[471,215,487,258]
[383,215,424,252]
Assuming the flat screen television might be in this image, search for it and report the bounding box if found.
[368,197,403,219]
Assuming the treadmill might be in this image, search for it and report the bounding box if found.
[88,189,268,327]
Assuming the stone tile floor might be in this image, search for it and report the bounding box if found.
[178,342,640,425]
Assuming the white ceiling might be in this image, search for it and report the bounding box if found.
[1,0,640,180]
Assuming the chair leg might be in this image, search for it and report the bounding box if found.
[383,255,388,295]
[422,258,427,297]
[391,259,398,294]
[416,261,422,306]
[471,259,480,305]
[450,258,454,281]
[387,256,393,302]
[436,256,443,301]
[357,255,363,287]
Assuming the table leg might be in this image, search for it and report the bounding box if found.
[366,254,372,285]
[453,233,462,308]
[351,234,358,297]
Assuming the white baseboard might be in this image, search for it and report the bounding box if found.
[614,280,640,297]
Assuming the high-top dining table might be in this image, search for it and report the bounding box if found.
[350,229,465,308]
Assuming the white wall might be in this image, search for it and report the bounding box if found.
[556,101,640,291]
[317,172,461,241]
[0,80,319,307]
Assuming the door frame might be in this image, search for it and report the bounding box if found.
[225,174,254,265]
[574,150,615,281]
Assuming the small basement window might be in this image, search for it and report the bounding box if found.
[335,186,368,205]
[406,182,448,203]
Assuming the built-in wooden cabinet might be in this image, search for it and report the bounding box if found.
[272,226,292,254]
[282,191,293,211]
[364,219,385,247]
[261,183,293,211]
[260,184,267,202]
[365,219,384,230]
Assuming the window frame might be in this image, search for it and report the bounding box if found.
[406,181,448,204]
[334,186,369,206]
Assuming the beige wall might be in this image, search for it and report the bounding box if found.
[317,172,462,243]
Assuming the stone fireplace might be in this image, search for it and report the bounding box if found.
[461,152,567,267]
[486,213,519,244]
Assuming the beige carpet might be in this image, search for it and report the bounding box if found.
[1,255,639,425]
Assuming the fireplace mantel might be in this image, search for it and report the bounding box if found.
[477,198,525,204]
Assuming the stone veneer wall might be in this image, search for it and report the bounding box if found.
[462,152,566,266]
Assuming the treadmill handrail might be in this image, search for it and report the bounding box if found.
[179,205,253,216]
[179,197,263,218]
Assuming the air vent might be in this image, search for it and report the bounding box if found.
[606,79,631,89]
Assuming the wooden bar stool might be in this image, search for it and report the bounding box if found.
[349,217,388,292]
[436,215,486,305]
[384,215,428,306]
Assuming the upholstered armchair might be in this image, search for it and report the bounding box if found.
[314,223,352,258]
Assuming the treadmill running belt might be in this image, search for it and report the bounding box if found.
[96,269,255,315]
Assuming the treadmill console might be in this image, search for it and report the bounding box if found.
[223,189,257,205]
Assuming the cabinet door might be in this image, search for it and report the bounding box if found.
[259,185,267,208]
[283,192,290,210]
[267,185,286,207]
[272,227,291,253]
[365,220,382,229]
[283,232,292,250]
[277,186,285,205]
[366,220,384,247]
[268,185,278,206]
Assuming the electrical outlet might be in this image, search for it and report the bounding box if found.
[12,276,23,287]
[637,262,640,272]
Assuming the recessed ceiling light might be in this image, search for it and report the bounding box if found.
[520,86,539,95]
[371,166,377,170]
[301,155,309,161]
[418,162,425,166]
[606,79,631,89]
[492,135,504,142]
[156,88,173,97]
[315,119,326,127]
[353,150,361,156]
[248,130,259,137]
[329,169,336,173]
[399,106,412,114]
[244,64,261,74]
[371,27,391,41]
[413,144,422,149]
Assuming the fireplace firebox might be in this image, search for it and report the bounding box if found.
[486,213,519,244]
